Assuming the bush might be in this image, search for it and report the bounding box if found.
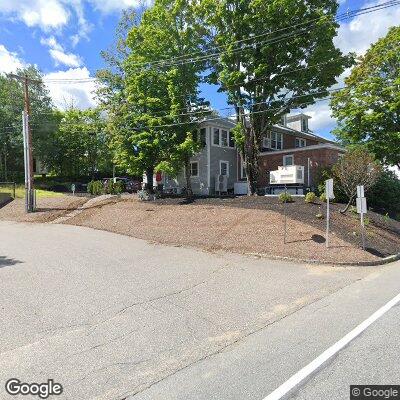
[368,169,400,220]
[87,180,103,196]
[113,181,124,195]
[279,192,293,203]
[305,192,317,203]
[319,192,326,202]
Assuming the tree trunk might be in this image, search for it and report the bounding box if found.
[340,195,355,214]
[145,168,154,194]
[244,125,259,196]
[184,159,193,199]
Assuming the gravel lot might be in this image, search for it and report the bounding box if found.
[64,195,399,263]
[0,196,87,223]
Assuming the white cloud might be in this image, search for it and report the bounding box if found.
[88,0,152,13]
[41,35,83,67]
[335,0,400,55]
[0,0,69,30]
[49,49,82,67]
[43,67,97,110]
[304,0,400,135]
[0,44,24,74]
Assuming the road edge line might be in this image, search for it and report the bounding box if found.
[263,291,400,400]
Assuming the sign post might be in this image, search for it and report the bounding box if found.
[325,179,334,248]
[356,185,367,250]
[283,184,288,244]
[71,184,76,196]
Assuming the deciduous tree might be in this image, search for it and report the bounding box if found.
[331,26,400,169]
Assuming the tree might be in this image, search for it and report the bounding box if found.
[0,66,54,181]
[105,0,208,196]
[46,108,112,179]
[331,26,400,169]
[201,0,352,194]
[333,147,381,213]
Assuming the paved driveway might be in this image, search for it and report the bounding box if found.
[0,221,379,399]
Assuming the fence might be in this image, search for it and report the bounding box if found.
[0,182,17,198]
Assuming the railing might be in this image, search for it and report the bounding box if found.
[0,182,17,198]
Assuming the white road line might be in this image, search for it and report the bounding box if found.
[263,292,400,400]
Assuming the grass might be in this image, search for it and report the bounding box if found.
[0,185,64,199]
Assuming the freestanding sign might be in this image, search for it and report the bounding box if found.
[325,179,334,248]
[356,185,367,249]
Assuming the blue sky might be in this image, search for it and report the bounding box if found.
[1,0,399,140]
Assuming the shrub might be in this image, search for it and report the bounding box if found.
[319,192,327,202]
[305,192,317,203]
[113,181,124,195]
[87,180,103,196]
[367,169,400,220]
[279,192,293,203]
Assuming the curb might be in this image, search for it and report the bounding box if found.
[246,252,400,267]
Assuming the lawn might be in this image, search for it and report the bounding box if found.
[0,185,64,199]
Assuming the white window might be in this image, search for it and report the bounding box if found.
[220,160,229,176]
[295,138,306,148]
[283,155,294,166]
[221,130,228,147]
[190,161,199,177]
[302,118,308,132]
[263,132,283,150]
[213,128,220,146]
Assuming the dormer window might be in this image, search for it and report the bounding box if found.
[302,118,308,132]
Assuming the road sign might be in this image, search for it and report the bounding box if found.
[325,179,334,200]
[357,185,365,199]
[356,197,367,214]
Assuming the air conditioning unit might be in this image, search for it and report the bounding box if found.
[270,166,304,184]
[215,174,228,193]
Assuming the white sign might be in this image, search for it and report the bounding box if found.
[325,179,334,199]
[356,197,367,214]
[357,185,365,199]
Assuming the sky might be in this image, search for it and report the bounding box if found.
[0,0,399,141]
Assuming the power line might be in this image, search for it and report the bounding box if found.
[40,0,400,83]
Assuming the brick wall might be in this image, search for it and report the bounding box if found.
[257,147,344,187]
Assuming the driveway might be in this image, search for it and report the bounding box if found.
[0,221,387,399]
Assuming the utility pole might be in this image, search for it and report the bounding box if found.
[8,73,40,212]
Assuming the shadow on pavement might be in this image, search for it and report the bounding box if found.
[0,255,23,268]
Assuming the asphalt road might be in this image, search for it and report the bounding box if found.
[0,221,398,400]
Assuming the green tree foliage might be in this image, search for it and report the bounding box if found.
[102,1,208,196]
[331,26,400,169]
[0,66,54,181]
[201,0,352,194]
[368,169,400,220]
[45,108,112,179]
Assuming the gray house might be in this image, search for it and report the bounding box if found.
[163,118,238,195]
[161,113,342,195]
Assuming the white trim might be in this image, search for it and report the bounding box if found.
[212,127,220,146]
[190,161,199,177]
[283,154,294,166]
[263,291,400,400]
[259,143,345,156]
[295,137,306,148]
[219,160,230,177]
[240,156,247,179]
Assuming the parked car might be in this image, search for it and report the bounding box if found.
[102,177,141,193]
